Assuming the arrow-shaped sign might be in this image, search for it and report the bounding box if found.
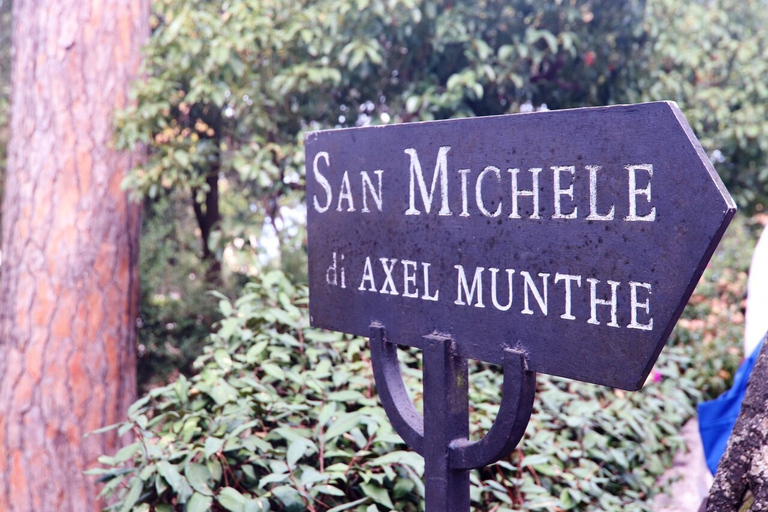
[306,101,735,390]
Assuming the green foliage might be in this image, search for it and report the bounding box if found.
[117,0,650,275]
[95,213,751,511]
[94,271,425,512]
[136,191,224,389]
[640,0,768,213]
[117,0,768,268]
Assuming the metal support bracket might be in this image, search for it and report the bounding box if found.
[368,323,537,512]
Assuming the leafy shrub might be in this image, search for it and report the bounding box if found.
[94,271,425,512]
[94,210,754,511]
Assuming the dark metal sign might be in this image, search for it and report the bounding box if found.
[306,102,735,512]
[306,101,735,390]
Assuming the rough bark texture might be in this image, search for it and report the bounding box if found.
[708,335,768,511]
[0,1,149,510]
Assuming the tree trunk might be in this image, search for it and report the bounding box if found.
[0,1,148,511]
[707,335,768,510]
[192,170,222,280]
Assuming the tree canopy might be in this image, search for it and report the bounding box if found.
[116,0,768,286]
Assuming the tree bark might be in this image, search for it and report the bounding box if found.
[0,1,148,511]
[192,170,222,279]
[707,335,768,511]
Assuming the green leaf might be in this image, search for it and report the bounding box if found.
[560,488,576,509]
[113,442,142,464]
[139,463,157,481]
[286,439,306,468]
[244,498,268,512]
[327,497,370,512]
[205,436,225,458]
[261,362,285,380]
[313,484,345,497]
[272,485,304,509]
[214,348,233,370]
[118,478,144,512]
[88,423,122,436]
[360,482,394,509]
[206,379,240,405]
[323,412,361,441]
[219,299,234,317]
[326,390,363,402]
[157,460,183,491]
[299,467,326,486]
[187,492,214,512]
[186,463,214,496]
[218,486,247,512]
[522,454,551,467]
[258,472,289,487]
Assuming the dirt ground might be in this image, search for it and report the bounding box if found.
[653,419,712,512]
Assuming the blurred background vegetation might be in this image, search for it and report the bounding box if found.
[2,0,768,509]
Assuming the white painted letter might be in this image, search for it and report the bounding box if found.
[490,268,515,311]
[402,260,419,298]
[379,258,399,295]
[555,273,582,320]
[476,166,502,217]
[326,251,339,286]
[625,164,656,221]
[422,262,439,301]
[361,170,384,213]
[587,278,620,327]
[336,171,356,212]
[509,168,542,219]
[404,146,452,216]
[358,257,376,291]
[454,265,485,307]
[586,165,615,220]
[459,169,471,217]
[312,151,333,213]
[521,271,549,315]
[552,166,577,219]
[628,281,653,330]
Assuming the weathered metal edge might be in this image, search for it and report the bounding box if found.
[629,101,737,391]
[303,101,676,140]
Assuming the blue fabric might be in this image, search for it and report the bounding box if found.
[698,339,764,475]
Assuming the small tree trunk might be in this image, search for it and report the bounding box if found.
[707,336,768,510]
[192,170,222,280]
[0,1,148,510]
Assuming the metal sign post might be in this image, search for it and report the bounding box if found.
[370,325,535,511]
[305,102,735,511]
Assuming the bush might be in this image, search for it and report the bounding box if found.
[94,271,424,512]
[93,211,753,512]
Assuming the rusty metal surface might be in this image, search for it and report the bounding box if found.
[306,102,735,390]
